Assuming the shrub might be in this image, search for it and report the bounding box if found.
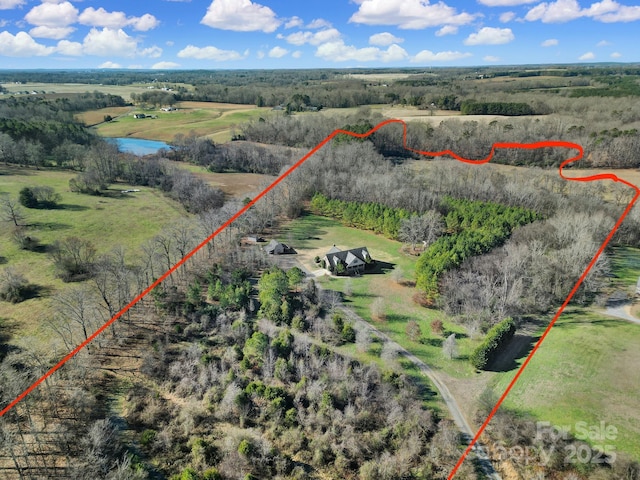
[470,317,516,370]
[19,186,61,209]
[430,319,443,336]
[238,439,253,456]
[0,268,30,303]
[140,429,157,447]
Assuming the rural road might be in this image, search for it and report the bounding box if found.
[338,304,502,480]
[603,302,640,325]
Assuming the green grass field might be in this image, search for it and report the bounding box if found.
[490,308,640,460]
[0,166,186,339]
[94,102,269,143]
[279,213,478,378]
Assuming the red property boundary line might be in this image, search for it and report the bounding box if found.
[1,120,639,479]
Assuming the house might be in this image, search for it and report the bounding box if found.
[133,113,146,119]
[324,245,372,276]
[264,240,295,255]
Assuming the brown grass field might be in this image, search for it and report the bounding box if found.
[75,106,133,126]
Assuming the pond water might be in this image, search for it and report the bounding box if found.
[108,137,171,156]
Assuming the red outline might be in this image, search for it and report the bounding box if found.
[1,120,638,480]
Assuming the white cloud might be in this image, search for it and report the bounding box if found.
[611,51,622,57]
[465,27,514,45]
[541,38,558,46]
[478,0,536,5]
[435,25,458,36]
[268,46,288,58]
[369,32,404,46]
[257,50,265,59]
[29,25,75,39]
[525,0,583,22]
[307,18,332,29]
[596,39,612,46]
[411,49,472,62]
[0,30,54,56]
[166,40,174,46]
[177,44,246,61]
[596,3,640,22]
[349,0,477,29]
[292,50,302,58]
[0,0,25,10]
[315,40,408,62]
[285,16,303,28]
[579,51,595,60]
[152,61,180,69]
[56,39,83,56]
[78,7,159,31]
[98,61,122,68]
[283,28,341,46]
[82,27,138,57]
[500,11,516,22]
[25,1,78,27]
[139,46,163,58]
[484,55,500,61]
[130,14,160,31]
[525,0,640,23]
[201,0,281,32]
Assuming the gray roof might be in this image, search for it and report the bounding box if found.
[325,247,370,269]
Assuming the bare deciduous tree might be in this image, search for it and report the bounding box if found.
[443,333,458,359]
[0,196,26,227]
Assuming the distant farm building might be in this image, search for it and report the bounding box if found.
[264,240,296,255]
[133,113,146,119]
[324,245,373,276]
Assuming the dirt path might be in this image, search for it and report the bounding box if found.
[336,302,502,479]
[603,302,640,325]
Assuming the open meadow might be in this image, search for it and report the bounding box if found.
[0,165,186,342]
[490,308,640,460]
[93,101,269,143]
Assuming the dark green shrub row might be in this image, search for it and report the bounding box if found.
[470,317,516,370]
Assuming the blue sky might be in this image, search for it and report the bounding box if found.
[0,0,638,69]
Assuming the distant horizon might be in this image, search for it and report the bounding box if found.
[0,0,639,69]
[0,61,638,74]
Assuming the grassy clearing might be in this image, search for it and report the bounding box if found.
[279,213,478,378]
[174,163,274,199]
[609,246,640,289]
[94,102,269,143]
[490,308,640,460]
[0,166,186,340]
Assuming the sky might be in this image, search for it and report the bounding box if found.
[0,0,638,69]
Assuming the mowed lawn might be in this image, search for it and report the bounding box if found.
[94,102,270,143]
[490,308,640,460]
[0,166,186,340]
[278,213,478,377]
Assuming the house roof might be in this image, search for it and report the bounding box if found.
[325,246,370,269]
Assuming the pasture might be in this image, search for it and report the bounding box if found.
[490,308,640,460]
[0,166,186,341]
[93,101,269,143]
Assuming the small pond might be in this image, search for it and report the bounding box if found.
[108,137,171,156]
